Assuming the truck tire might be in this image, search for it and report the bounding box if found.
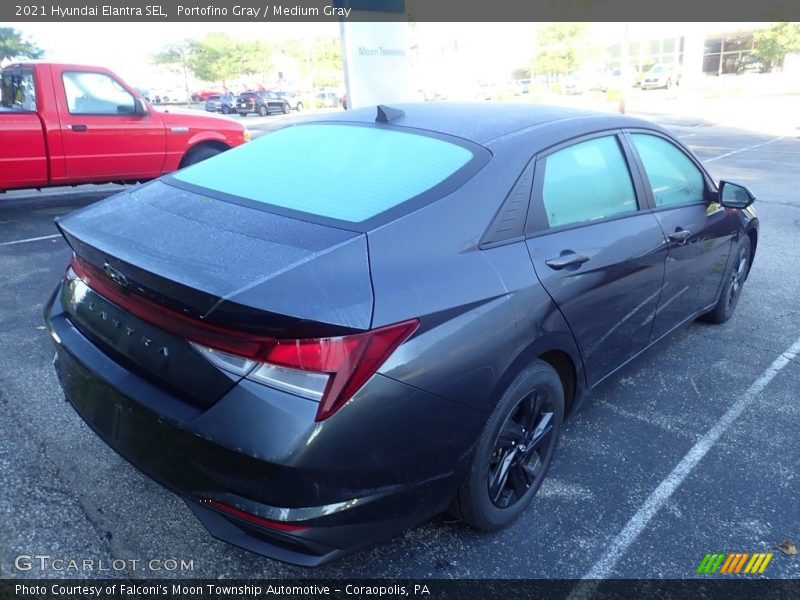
[181,145,224,168]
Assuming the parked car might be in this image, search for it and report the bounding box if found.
[601,67,637,92]
[513,78,532,95]
[273,90,304,111]
[46,103,758,566]
[641,63,682,89]
[150,89,185,104]
[315,91,340,108]
[0,61,249,192]
[563,71,600,95]
[204,93,236,114]
[236,90,290,116]
[737,54,769,74]
[192,89,224,102]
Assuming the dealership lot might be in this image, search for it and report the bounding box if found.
[0,118,798,579]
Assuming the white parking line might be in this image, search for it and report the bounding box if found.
[705,137,783,162]
[0,234,61,246]
[575,335,800,584]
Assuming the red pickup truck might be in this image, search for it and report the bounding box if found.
[0,61,249,192]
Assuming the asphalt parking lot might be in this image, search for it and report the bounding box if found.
[0,116,798,580]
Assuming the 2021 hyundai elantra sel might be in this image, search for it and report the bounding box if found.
[45,103,758,565]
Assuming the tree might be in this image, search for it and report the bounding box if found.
[187,33,249,89]
[0,27,44,63]
[753,23,800,69]
[241,40,274,83]
[530,23,589,78]
[152,42,193,105]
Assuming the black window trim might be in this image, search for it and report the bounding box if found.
[524,129,650,238]
[61,69,138,117]
[621,128,718,213]
[479,157,536,249]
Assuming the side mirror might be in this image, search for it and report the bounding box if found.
[719,180,755,209]
[134,97,149,116]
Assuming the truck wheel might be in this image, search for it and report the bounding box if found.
[259,105,268,117]
[181,145,224,168]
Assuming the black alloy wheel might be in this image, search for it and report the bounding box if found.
[703,236,751,324]
[452,361,564,530]
[488,389,555,508]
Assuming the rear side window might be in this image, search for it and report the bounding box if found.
[631,133,705,207]
[540,136,637,228]
[173,123,476,223]
[0,69,36,112]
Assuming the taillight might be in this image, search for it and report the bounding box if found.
[68,257,418,421]
[262,320,419,420]
[190,320,418,421]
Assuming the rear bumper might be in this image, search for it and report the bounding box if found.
[45,283,482,565]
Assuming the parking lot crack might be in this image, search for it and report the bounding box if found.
[0,385,125,563]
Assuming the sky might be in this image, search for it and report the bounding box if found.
[12,22,339,86]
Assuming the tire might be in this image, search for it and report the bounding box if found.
[296,102,303,111]
[282,102,290,114]
[238,112,247,117]
[665,78,672,90]
[452,360,564,531]
[221,105,230,114]
[180,145,223,168]
[702,236,751,324]
[258,104,268,117]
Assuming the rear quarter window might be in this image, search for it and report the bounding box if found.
[172,123,485,225]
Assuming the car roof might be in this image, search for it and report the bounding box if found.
[315,102,663,146]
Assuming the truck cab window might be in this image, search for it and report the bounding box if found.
[0,70,36,112]
[62,71,135,115]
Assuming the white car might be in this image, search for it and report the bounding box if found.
[641,64,681,90]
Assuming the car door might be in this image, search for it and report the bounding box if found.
[57,69,166,181]
[525,133,669,385]
[625,131,735,340]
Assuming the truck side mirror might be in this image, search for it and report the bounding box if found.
[134,97,149,116]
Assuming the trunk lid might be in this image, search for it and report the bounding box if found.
[57,180,373,334]
[56,180,372,410]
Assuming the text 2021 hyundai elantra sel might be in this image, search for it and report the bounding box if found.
[45,103,758,565]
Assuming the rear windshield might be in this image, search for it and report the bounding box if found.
[173,123,480,224]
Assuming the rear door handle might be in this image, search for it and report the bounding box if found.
[545,254,591,270]
[668,229,691,243]
[68,124,88,132]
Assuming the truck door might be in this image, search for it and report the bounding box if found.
[56,69,166,181]
[0,67,48,190]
